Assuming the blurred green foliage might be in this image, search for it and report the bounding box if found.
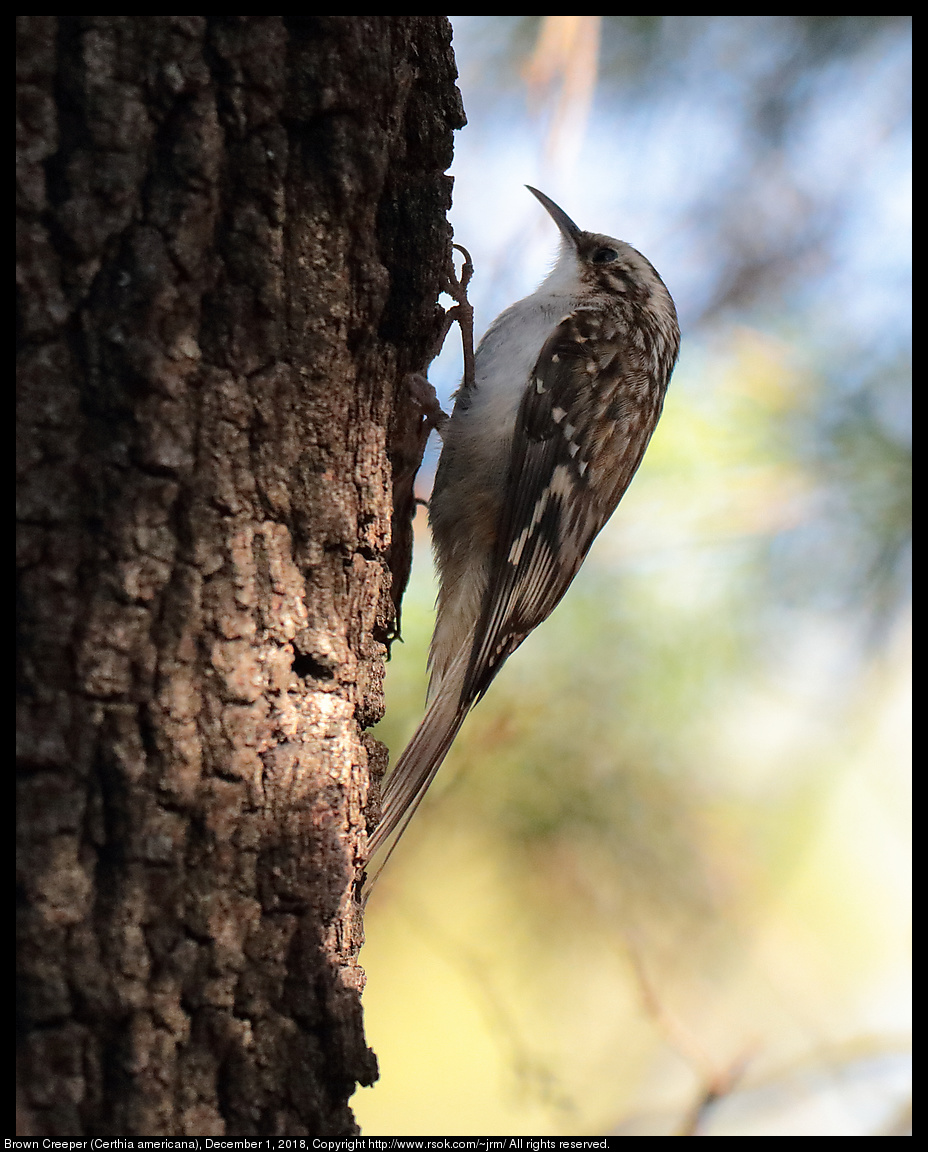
[361,15,910,1137]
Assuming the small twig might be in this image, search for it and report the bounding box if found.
[675,1051,751,1136]
[626,939,753,1136]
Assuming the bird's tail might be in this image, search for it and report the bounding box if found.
[364,646,471,891]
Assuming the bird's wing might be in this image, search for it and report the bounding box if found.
[461,306,659,706]
[366,308,663,883]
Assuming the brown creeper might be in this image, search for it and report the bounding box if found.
[367,187,680,881]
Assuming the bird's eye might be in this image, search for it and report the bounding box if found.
[591,247,619,264]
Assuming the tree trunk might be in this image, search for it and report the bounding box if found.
[16,15,464,1138]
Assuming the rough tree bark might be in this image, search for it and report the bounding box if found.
[17,15,465,1138]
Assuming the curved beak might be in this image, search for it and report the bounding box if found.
[526,186,581,247]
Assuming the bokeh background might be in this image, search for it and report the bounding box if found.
[356,16,911,1137]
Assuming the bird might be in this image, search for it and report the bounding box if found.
[365,186,680,885]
